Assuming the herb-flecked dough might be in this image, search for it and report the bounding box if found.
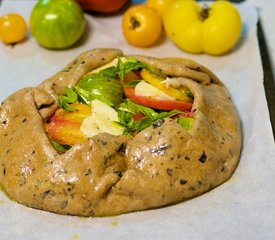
[0,49,241,217]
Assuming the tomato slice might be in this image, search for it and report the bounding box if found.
[46,117,86,146]
[46,103,91,145]
[140,69,193,103]
[124,87,192,111]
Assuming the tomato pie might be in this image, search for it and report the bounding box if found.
[0,49,241,217]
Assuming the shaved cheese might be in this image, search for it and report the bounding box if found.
[135,80,176,100]
[89,57,127,74]
[80,100,124,138]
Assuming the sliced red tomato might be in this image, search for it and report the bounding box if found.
[124,87,192,111]
[177,112,194,118]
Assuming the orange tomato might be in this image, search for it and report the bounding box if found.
[146,0,174,18]
[122,5,162,47]
[0,13,27,44]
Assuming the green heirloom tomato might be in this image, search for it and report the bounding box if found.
[77,73,124,107]
[30,0,85,49]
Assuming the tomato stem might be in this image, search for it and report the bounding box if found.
[199,4,209,21]
[130,16,140,30]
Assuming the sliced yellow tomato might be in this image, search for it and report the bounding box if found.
[54,103,91,124]
[46,103,91,145]
[140,69,193,103]
[47,119,86,146]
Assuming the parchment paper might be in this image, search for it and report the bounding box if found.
[0,1,275,239]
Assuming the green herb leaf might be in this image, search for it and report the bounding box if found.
[51,141,71,153]
[177,117,194,130]
[119,99,158,118]
[184,89,194,98]
[59,57,144,112]
[125,80,140,87]
[57,87,78,111]
[117,100,183,134]
[72,86,92,105]
[98,66,118,78]
[117,57,144,80]
[65,86,78,103]
[135,117,153,133]
[58,96,74,112]
[117,110,134,126]
[73,86,114,106]
[145,64,167,79]
[156,109,181,119]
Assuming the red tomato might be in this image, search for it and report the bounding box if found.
[76,0,129,13]
[124,87,192,111]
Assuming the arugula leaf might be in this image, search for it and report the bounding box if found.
[177,117,194,130]
[65,86,78,102]
[117,110,134,126]
[117,57,144,80]
[119,99,158,118]
[155,109,181,119]
[58,96,73,112]
[117,100,183,134]
[98,66,118,78]
[73,86,114,106]
[145,64,167,79]
[58,57,144,111]
[57,87,78,111]
[135,117,153,133]
[133,110,180,133]
[184,89,194,98]
[125,80,140,88]
[51,141,71,153]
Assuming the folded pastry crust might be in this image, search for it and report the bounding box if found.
[0,49,241,217]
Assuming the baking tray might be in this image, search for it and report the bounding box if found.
[0,1,275,240]
[258,20,275,140]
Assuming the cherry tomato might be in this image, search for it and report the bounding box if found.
[124,87,193,111]
[76,0,128,13]
[146,0,174,18]
[163,0,242,55]
[122,5,162,47]
[0,13,27,44]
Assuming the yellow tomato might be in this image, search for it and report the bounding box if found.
[140,69,193,102]
[122,5,162,47]
[163,0,242,55]
[146,0,174,18]
[0,13,27,44]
